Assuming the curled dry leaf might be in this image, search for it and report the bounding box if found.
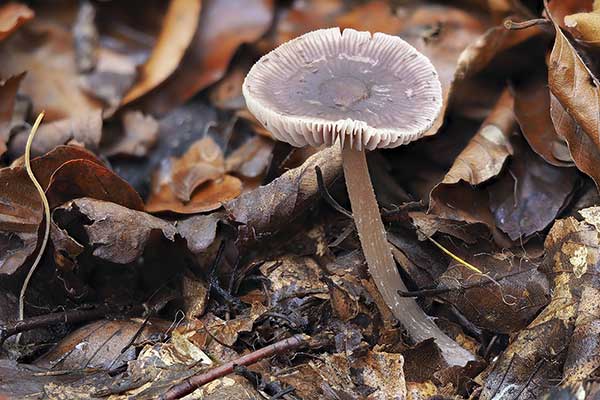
[225,146,342,244]
[55,198,175,264]
[0,146,99,275]
[0,72,25,157]
[137,0,275,114]
[512,73,574,167]
[563,1,600,46]
[225,135,274,179]
[103,111,159,158]
[547,10,600,186]
[429,89,515,229]
[8,110,103,158]
[0,2,34,42]
[146,136,242,213]
[478,207,600,398]
[121,0,202,105]
[550,84,600,189]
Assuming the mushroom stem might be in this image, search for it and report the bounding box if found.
[341,144,474,367]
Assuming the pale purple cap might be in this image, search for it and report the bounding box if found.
[242,28,442,151]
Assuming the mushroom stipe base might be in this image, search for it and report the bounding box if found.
[341,143,475,366]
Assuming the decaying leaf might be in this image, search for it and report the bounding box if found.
[103,111,159,158]
[0,72,25,157]
[137,0,275,114]
[478,207,600,398]
[0,2,34,42]
[55,198,175,264]
[121,0,202,105]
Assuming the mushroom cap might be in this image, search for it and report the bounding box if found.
[242,27,443,151]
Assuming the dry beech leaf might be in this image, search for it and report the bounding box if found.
[429,89,514,229]
[35,319,170,370]
[0,10,102,120]
[512,74,574,167]
[0,72,25,156]
[121,0,202,105]
[488,137,578,240]
[550,93,600,187]
[478,207,600,398]
[137,0,275,114]
[56,198,176,264]
[103,111,159,157]
[0,2,34,42]
[0,146,100,275]
[547,11,600,180]
[563,1,600,46]
[8,110,103,158]
[46,158,144,210]
[225,146,342,244]
[225,135,274,179]
[438,247,550,334]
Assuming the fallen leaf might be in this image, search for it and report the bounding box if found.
[512,73,574,167]
[563,1,600,46]
[35,318,170,370]
[225,135,274,179]
[0,146,100,275]
[0,2,34,42]
[8,110,103,158]
[547,8,600,187]
[0,72,25,157]
[201,303,267,347]
[550,91,600,189]
[46,158,143,210]
[136,0,275,114]
[121,0,202,105]
[478,207,600,398]
[103,111,159,157]
[0,7,102,120]
[55,198,175,264]
[225,146,342,244]
[488,137,578,240]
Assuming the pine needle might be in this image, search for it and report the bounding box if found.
[17,112,48,344]
[426,235,483,274]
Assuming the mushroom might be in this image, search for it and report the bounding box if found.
[243,28,474,366]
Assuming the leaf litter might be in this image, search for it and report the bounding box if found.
[2,0,600,399]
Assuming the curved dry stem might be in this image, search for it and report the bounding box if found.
[341,144,474,367]
[17,112,48,344]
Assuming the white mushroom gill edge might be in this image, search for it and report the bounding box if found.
[242,27,443,151]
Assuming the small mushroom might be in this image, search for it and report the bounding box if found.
[243,28,473,366]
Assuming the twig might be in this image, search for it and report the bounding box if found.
[159,334,309,400]
[315,166,353,219]
[504,18,550,30]
[1,303,145,346]
[18,112,48,344]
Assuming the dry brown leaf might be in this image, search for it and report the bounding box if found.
[103,111,159,157]
[0,72,25,157]
[563,0,600,46]
[0,9,102,120]
[0,2,33,42]
[547,9,600,178]
[0,146,101,275]
[137,0,275,114]
[550,82,600,190]
[35,319,170,370]
[121,0,202,105]
[225,135,274,179]
[513,74,574,167]
[8,110,103,158]
[478,207,600,398]
[55,198,175,264]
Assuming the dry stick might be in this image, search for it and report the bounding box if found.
[341,144,474,366]
[17,112,48,344]
[159,334,308,400]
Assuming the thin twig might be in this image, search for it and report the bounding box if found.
[159,334,309,400]
[504,18,550,30]
[315,166,353,219]
[17,112,48,344]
